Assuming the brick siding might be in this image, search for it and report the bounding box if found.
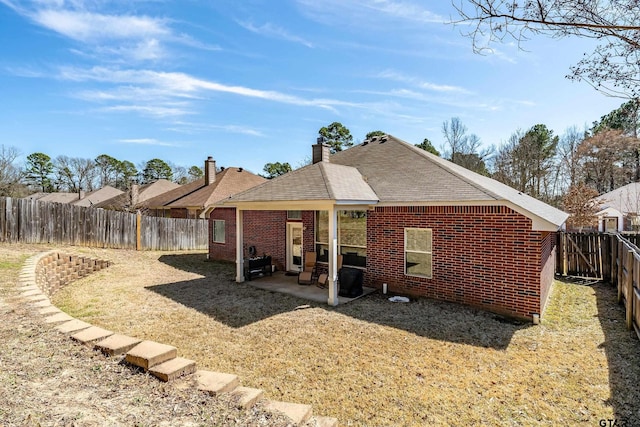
[209,206,555,320]
[35,252,111,297]
[366,206,551,320]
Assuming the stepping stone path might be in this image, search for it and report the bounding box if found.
[18,250,339,426]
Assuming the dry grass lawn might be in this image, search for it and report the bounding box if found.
[47,247,640,426]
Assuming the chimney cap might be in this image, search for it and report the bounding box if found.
[207,156,214,160]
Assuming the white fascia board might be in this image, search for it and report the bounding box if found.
[375,200,567,232]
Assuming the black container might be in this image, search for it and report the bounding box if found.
[338,267,363,298]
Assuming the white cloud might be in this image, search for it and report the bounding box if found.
[238,21,314,48]
[167,121,265,137]
[104,105,192,118]
[296,0,443,25]
[32,9,170,42]
[375,69,471,94]
[58,66,360,112]
[117,138,180,147]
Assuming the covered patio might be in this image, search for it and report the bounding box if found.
[243,270,377,304]
[224,142,379,307]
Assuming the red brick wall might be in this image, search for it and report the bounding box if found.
[366,206,549,320]
[209,210,304,270]
[209,208,237,262]
[243,211,287,270]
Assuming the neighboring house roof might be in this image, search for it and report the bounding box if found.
[70,186,124,207]
[30,192,81,204]
[595,182,640,215]
[145,167,266,212]
[226,135,568,230]
[93,179,180,210]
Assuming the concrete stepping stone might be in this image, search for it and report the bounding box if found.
[149,357,196,382]
[265,400,313,426]
[55,319,92,334]
[125,341,177,371]
[25,294,48,302]
[39,306,62,315]
[33,299,52,308]
[230,386,263,409]
[44,312,74,324]
[21,289,41,296]
[71,326,113,345]
[314,416,339,427]
[194,370,240,394]
[18,286,38,292]
[95,334,142,356]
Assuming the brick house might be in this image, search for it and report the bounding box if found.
[216,135,568,321]
[143,157,265,219]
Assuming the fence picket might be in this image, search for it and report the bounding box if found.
[0,196,208,251]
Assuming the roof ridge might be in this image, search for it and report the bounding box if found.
[318,162,335,199]
[394,137,500,201]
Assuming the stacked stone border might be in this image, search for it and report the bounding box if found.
[18,251,337,427]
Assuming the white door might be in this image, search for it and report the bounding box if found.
[286,222,303,272]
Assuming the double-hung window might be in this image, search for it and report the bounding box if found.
[212,220,225,243]
[405,228,432,278]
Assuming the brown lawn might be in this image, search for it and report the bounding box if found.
[48,247,640,426]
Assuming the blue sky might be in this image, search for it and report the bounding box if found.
[0,0,623,175]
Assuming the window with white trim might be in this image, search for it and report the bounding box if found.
[212,220,225,243]
[405,228,432,278]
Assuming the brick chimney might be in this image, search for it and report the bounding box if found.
[204,156,216,186]
[130,183,140,207]
[312,138,330,164]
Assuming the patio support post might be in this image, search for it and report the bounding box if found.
[236,208,245,282]
[327,206,339,306]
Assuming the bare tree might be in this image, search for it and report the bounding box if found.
[452,0,640,98]
[442,117,493,175]
[53,156,97,192]
[576,128,631,192]
[0,145,26,196]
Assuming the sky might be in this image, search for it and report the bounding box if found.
[0,0,624,176]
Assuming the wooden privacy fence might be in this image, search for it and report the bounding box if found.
[0,197,208,251]
[557,232,640,339]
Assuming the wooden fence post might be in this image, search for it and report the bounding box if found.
[136,210,142,251]
[626,248,634,330]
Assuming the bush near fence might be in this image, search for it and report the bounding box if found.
[0,197,208,251]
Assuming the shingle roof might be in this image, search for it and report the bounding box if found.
[71,186,124,207]
[31,192,80,204]
[228,162,378,203]
[165,167,266,209]
[143,168,266,210]
[227,135,568,229]
[93,179,180,210]
[596,182,640,214]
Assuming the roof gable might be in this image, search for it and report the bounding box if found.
[596,182,640,214]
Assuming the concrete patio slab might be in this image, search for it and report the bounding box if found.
[246,271,376,304]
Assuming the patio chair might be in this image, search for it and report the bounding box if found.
[297,251,317,285]
[315,254,343,289]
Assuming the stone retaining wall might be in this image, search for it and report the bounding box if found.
[35,252,111,297]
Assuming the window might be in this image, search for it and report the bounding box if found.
[315,210,367,267]
[212,220,225,243]
[405,228,432,278]
[287,210,302,220]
